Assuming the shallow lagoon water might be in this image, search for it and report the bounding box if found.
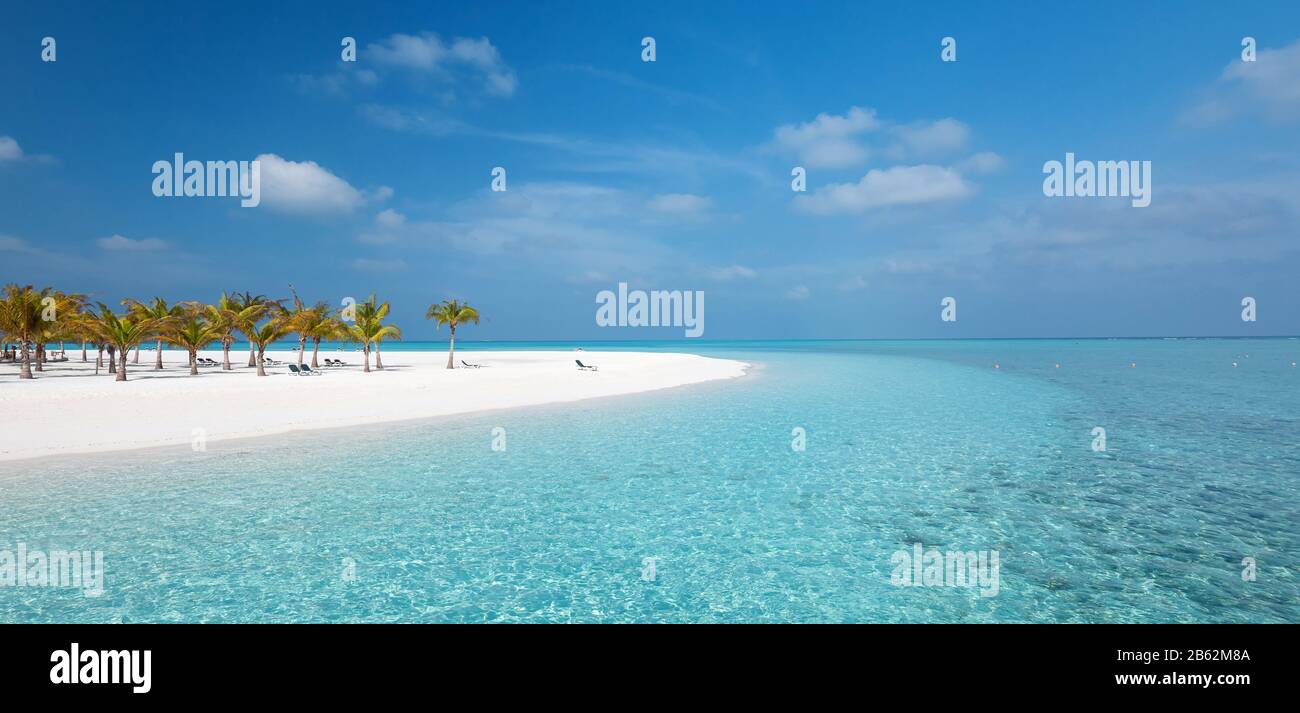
[1,339,1296,622]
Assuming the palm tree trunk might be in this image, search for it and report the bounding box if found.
[117,349,128,381]
[18,341,33,379]
[297,337,306,367]
[446,327,456,369]
[107,346,116,374]
[81,340,88,362]
[96,345,104,370]
[363,344,371,373]
[256,347,267,376]
[34,343,44,372]
[155,339,164,370]
[248,341,256,367]
[311,338,320,368]
[375,341,384,370]
[222,341,232,370]
[133,347,140,364]
[189,351,199,376]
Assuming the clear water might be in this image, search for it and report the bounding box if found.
[1,339,1296,622]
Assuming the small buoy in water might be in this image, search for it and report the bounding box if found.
[1232,362,1238,368]
[1130,362,1136,368]
[1292,362,1296,367]
[1054,363,1061,368]
[994,362,1000,369]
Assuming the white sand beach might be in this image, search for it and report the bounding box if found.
[0,349,749,462]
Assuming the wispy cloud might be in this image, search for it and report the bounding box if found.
[0,136,23,161]
[0,234,36,252]
[354,182,681,283]
[794,164,973,215]
[549,64,724,111]
[368,33,517,97]
[360,105,765,179]
[97,234,167,251]
[770,108,976,169]
[886,118,970,159]
[295,32,516,101]
[349,258,407,271]
[709,265,758,281]
[0,135,55,164]
[648,193,713,218]
[1182,38,1300,126]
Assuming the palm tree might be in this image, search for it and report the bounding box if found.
[425,299,480,369]
[347,315,400,373]
[354,295,401,370]
[246,318,293,376]
[283,286,324,368]
[205,292,244,370]
[0,284,38,379]
[0,284,60,379]
[162,307,222,375]
[231,292,279,367]
[124,297,187,370]
[301,306,347,369]
[85,304,160,382]
[371,320,402,369]
[29,290,85,372]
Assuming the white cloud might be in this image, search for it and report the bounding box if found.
[292,67,379,96]
[350,258,407,271]
[358,209,407,245]
[795,165,973,215]
[255,153,366,215]
[0,235,33,251]
[838,275,869,291]
[709,265,758,280]
[786,285,811,300]
[958,151,1006,175]
[889,118,970,157]
[376,208,405,228]
[368,33,517,97]
[359,182,677,281]
[1183,39,1300,125]
[0,136,22,161]
[97,234,167,251]
[648,193,713,216]
[773,106,879,169]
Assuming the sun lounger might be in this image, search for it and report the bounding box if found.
[575,359,597,371]
[300,364,321,375]
[461,360,483,368]
[287,364,306,376]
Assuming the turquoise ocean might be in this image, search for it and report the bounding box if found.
[1,339,1296,622]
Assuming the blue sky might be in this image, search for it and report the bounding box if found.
[2,1,1298,339]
